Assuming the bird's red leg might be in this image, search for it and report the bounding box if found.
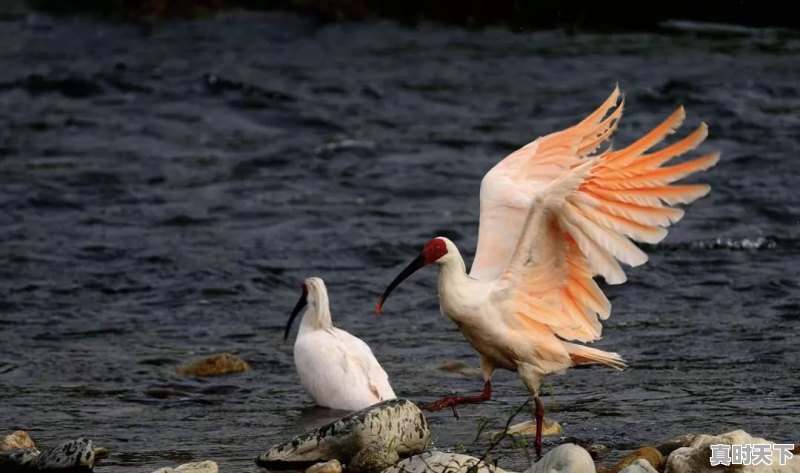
[422,380,491,419]
[534,396,544,460]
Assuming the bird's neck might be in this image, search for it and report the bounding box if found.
[299,294,332,334]
[436,246,475,315]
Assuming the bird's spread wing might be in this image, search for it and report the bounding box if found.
[491,97,718,342]
[471,87,624,281]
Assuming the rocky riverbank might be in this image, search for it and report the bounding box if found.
[3,398,797,472]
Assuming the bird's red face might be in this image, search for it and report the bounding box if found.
[422,237,448,265]
[375,237,448,314]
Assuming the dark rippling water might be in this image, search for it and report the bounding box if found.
[1,12,799,472]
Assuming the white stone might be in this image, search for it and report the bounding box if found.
[619,459,659,473]
[524,444,595,473]
[665,430,799,473]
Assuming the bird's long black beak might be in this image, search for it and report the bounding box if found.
[375,253,426,314]
[284,286,308,341]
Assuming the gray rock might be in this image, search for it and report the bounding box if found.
[349,445,400,473]
[0,447,41,470]
[382,452,508,473]
[306,459,342,473]
[523,444,595,473]
[619,459,659,473]
[256,399,430,468]
[34,438,94,470]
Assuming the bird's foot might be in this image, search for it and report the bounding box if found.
[421,396,464,419]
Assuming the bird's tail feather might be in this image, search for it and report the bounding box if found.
[562,341,627,371]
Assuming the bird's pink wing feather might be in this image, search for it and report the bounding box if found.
[471,87,624,281]
[492,96,718,343]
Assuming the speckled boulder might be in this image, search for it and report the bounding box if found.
[256,399,430,468]
[35,438,94,470]
[0,438,95,472]
[0,447,41,470]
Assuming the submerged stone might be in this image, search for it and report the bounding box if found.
[256,399,430,469]
[175,353,250,377]
[502,419,563,438]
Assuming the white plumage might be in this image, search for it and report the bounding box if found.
[285,277,396,411]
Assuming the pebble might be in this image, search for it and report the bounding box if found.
[175,353,250,377]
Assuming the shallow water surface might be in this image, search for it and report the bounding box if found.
[0,12,799,472]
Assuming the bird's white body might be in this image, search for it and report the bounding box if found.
[292,278,396,411]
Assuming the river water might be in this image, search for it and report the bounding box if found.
[0,11,798,472]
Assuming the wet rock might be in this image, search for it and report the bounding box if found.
[151,460,219,473]
[585,444,610,461]
[175,353,250,377]
[665,430,800,473]
[348,445,399,473]
[502,419,563,437]
[655,434,696,456]
[256,399,430,468]
[383,452,507,473]
[35,438,94,470]
[618,459,659,473]
[92,445,111,459]
[306,459,342,473]
[600,447,662,473]
[0,448,41,470]
[1,431,36,451]
[525,443,595,473]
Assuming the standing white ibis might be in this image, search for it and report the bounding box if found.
[375,87,718,457]
[285,277,396,411]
